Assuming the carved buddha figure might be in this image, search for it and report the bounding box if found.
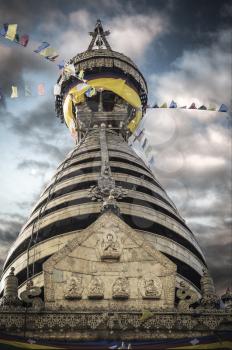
[100,231,121,260]
[112,277,129,299]
[64,277,82,300]
[88,277,104,299]
[142,276,162,299]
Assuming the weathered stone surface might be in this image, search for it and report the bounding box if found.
[43,211,177,311]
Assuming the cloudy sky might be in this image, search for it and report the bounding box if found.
[0,0,231,294]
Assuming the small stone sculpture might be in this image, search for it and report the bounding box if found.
[20,280,44,311]
[100,231,121,260]
[142,277,162,299]
[176,281,199,311]
[88,277,104,299]
[112,277,129,299]
[64,276,83,300]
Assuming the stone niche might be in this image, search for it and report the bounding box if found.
[43,212,177,311]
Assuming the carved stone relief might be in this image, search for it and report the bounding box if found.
[64,276,83,300]
[140,276,162,299]
[176,281,199,311]
[88,277,104,299]
[100,231,121,260]
[112,277,129,299]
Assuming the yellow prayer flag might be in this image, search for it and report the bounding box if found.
[160,102,167,108]
[11,86,18,98]
[5,24,17,41]
[40,47,58,59]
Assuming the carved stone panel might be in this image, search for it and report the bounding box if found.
[64,276,83,300]
[140,275,162,299]
[43,211,177,311]
[112,277,129,299]
[99,231,121,261]
[87,277,104,299]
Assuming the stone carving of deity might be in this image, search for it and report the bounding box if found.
[100,231,121,260]
[112,277,129,299]
[88,277,104,299]
[142,277,162,299]
[64,276,83,300]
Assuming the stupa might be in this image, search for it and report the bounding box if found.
[0,20,231,349]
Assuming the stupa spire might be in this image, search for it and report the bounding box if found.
[88,19,111,51]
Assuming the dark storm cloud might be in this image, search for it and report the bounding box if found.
[17,159,51,170]
[0,217,24,274]
[9,98,73,161]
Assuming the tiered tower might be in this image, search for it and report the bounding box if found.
[0,21,231,346]
[0,20,205,298]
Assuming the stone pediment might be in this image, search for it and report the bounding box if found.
[43,212,176,311]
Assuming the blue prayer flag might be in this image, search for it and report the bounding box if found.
[142,138,147,149]
[58,60,65,69]
[34,42,50,53]
[218,104,228,112]
[169,100,177,108]
[0,23,8,36]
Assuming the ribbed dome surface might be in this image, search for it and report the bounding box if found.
[0,129,206,295]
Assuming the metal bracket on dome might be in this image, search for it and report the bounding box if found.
[88,19,112,51]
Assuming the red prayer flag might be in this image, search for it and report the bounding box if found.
[189,102,197,109]
[19,34,29,47]
[37,83,45,96]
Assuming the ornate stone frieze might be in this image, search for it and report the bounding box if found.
[0,311,231,338]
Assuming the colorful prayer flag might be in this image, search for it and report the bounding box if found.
[19,34,29,47]
[11,86,18,98]
[160,102,167,108]
[208,104,216,111]
[169,100,177,108]
[63,63,76,76]
[54,84,61,96]
[189,102,197,109]
[198,105,207,110]
[75,82,89,92]
[85,87,96,97]
[142,138,147,149]
[218,104,228,112]
[136,129,144,142]
[58,60,65,70]
[148,156,154,167]
[78,69,85,80]
[190,338,199,345]
[25,85,31,97]
[37,83,45,96]
[40,47,59,61]
[145,144,152,156]
[34,42,50,53]
[5,24,17,41]
[0,24,8,36]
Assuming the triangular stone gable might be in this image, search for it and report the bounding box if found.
[43,212,176,311]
